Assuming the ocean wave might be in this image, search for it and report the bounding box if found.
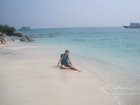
[100,86,140,95]
[100,86,140,105]
[5,46,37,51]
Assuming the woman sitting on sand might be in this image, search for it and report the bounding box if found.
[57,50,80,72]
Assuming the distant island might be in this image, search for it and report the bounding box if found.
[0,25,33,44]
[123,23,140,29]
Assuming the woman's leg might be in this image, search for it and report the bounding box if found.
[68,64,80,72]
[61,65,69,69]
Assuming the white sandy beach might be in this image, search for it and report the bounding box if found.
[0,43,118,105]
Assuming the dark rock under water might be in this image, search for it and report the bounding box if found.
[0,51,16,55]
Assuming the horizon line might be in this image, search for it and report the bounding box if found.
[17,26,122,30]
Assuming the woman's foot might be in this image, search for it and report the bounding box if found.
[77,70,81,72]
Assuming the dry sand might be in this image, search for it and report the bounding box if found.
[0,43,118,105]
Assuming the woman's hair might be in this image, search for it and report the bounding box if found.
[65,50,69,53]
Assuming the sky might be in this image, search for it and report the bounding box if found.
[0,0,140,29]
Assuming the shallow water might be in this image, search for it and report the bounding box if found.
[19,27,140,105]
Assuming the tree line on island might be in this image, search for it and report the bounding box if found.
[0,25,33,44]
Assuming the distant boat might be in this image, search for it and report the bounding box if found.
[123,23,140,29]
[20,26,30,30]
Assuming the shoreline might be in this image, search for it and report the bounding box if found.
[0,43,118,105]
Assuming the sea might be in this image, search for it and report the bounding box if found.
[19,27,140,105]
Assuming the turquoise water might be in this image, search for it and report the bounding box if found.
[20,27,140,105]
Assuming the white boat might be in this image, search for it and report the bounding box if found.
[123,23,140,29]
[20,27,30,30]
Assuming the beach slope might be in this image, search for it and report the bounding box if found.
[0,44,118,105]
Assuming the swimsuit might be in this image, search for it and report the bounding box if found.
[61,54,69,66]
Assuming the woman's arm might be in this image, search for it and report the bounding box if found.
[67,56,72,65]
[57,56,62,67]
